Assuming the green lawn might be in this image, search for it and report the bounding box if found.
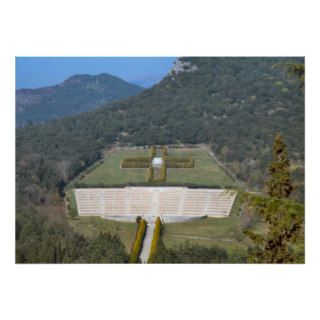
[166,149,235,187]
[75,147,236,187]
[162,216,248,254]
[68,216,137,253]
[77,149,147,185]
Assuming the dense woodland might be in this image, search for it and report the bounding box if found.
[16,57,305,263]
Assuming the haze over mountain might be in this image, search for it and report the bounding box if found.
[16,73,144,126]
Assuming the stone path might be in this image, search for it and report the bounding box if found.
[139,223,155,263]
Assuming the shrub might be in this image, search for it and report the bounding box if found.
[148,217,163,263]
[130,219,147,263]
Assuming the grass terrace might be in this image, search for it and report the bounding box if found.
[70,147,236,188]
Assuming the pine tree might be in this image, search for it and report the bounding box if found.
[266,133,293,199]
[244,196,304,263]
[243,133,304,263]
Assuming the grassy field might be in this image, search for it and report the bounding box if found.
[161,192,262,254]
[162,215,265,255]
[166,148,235,186]
[68,216,137,253]
[162,217,245,253]
[76,147,236,187]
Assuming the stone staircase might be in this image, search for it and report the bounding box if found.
[139,222,155,263]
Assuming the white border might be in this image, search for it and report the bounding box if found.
[1,0,319,319]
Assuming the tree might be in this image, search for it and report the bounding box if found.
[244,195,304,263]
[244,133,304,263]
[266,133,293,199]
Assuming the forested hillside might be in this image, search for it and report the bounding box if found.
[16,57,304,262]
[16,73,144,126]
[17,57,304,195]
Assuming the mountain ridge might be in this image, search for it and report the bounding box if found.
[16,73,144,126]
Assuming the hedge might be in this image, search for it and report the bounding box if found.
[149,145,156,158]
[121,157,151,162]
[162,145,169,157]
[66,190,78,218]
[121,160,150,168]
[165,158,194,168]
[130,219,147,263]
[147,164,154,182]
[148,217,163,263]
[160,163,167,182]
[165,157,192,162]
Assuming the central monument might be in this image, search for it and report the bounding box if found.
[152,157,163,168]
[120,145,195,182]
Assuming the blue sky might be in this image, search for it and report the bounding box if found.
[16,57,177,89]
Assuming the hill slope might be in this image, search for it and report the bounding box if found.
[16,73,144,126]
[16,57,304,200]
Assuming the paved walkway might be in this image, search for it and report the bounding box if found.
[139,223,155,263]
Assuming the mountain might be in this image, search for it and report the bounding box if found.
[16,73,144,126]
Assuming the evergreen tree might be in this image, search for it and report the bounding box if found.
[243,133,304,263]
[244,195,304,263]
[266,133,293,199]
